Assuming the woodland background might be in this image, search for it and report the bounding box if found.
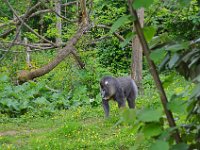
[0,0,200,149]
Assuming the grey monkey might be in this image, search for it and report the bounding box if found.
[100,76,138,117]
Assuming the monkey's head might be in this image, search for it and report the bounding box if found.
[100,76,116,100]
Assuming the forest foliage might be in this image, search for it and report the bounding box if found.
[0,0,200,149]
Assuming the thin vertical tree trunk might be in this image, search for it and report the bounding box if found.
[55,0,62,45]
[131,8,144,93]
[24,38,32,68]
[80,0,88,25]
[13,13,21,63]
[13,14,21,42]
[128,0,181,144]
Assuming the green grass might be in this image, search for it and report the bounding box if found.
[0,104,137,150]
[0,74,192,150]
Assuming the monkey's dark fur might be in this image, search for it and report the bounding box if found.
[100,76,138,117]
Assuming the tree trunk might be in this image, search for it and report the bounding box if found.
[128,0,181,144]
[24,38,32,68]
[131,8,144,93]
[80,0,88,25]
[55,0,62,45]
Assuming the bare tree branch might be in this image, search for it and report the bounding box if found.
[41,0,76,22]
[5,0,56,47]
[28,9,51,18]
[3,41,53,49]
[0,8,12,19]
[18,24,89,82]
[0,47,56,53]
[61,1,78,7]
[0,28,15,38]
[96,24,125,42]
[0,1,41,28]
[71,47,85,69]
[89,36,110,45]
[0,49,24,53]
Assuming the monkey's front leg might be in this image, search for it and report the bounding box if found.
[117,99,126,108]
[102,99,110,118]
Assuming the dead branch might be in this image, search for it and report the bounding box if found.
[28,9,51,18]
[61,1,78,7]
[0,2,41,28]
[0,28,15,38]
[0,49,24,53]
[89,36,110,45]
[41,0,76,23]
[96,24,125,42]
[5,0,56,47]
[18,24,89,83]
[3,41,53,49]
[71,47,85,69]
[0,47,56,53]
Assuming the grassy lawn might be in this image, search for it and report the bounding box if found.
[0,104,137,150]
[0,75,189,150]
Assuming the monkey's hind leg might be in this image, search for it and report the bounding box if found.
[127,93,136,109]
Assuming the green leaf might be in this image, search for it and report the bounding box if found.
[178,0,191,6]
[0,74,9,82]
[188,57,199,68]
[163,73,175,88]
[142,123,163,138]
[182,49,198,62]
[143,26,156,42]
[150,48,166,62]
[130,133,145,150]
[171,143,189,150]
[122,108,136,123]
[133,0,154,9]
[138,108,163,122]
[165,42,189,52]
[167,99,187,114]
[120,32,135,47]
[149,33,170,49]
[168,53,180,68]
[190,83,200,98]
[193,74,200,82]
[110,15,130,33]
[149,140,169,150]
[159,127,175,141]
[0,98,19,111]
[34,97,50,105]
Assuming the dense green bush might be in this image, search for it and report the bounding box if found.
[0,50,115,117]
[146,0,200,40]
[97,39,132,73]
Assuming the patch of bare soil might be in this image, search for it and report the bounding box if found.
[0,129,49,136]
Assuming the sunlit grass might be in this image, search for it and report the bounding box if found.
[0,106,136,150]
[0,74,192,150]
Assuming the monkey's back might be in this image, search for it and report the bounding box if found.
[117,77,138,98]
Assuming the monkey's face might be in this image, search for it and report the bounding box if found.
[100,80,114,100]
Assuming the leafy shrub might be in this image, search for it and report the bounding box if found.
[0,73,85,117]
[0,51,113,117]
[97,39,132,73]
[146,0,200,40]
